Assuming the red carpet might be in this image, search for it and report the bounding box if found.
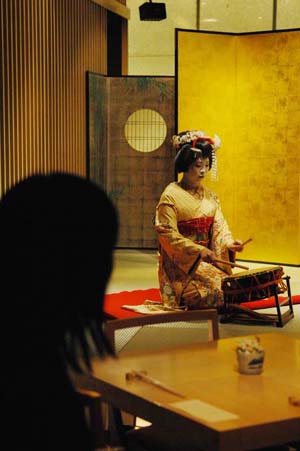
[104,288,300,319]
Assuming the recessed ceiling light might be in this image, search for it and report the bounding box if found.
[202,18,218,23]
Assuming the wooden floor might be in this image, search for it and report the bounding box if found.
[107,249,300,340]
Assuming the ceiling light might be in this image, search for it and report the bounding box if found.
[202,18,218,23]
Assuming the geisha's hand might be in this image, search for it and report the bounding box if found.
[227,240,244,253]
[200,247,218,264]
[155,222,173,233]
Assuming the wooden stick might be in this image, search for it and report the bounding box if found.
[241,238,253,246]
[214,258,249,270]
[126,370,186,399]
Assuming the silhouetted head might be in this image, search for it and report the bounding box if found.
[0,172,118,371]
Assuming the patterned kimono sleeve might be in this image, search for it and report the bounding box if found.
[210,193,235,274]
[155,201,204,274]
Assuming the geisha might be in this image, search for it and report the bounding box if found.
[155,130,244,309]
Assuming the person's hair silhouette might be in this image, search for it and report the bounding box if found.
[0,172,118,450]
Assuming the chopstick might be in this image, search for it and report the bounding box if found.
[126,370,186,399]
[214,259,249,270]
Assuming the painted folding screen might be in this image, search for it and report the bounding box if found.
[87,74,175,248]
[176,29,300,265]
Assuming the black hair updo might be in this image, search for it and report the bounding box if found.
[175,139,213,173]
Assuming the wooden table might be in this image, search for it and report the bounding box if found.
[77,333,300,450]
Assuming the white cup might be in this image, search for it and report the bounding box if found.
[237,349,265,374]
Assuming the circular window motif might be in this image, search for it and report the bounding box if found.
[124,109,167,153]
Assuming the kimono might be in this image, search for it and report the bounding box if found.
[155,182,235,309]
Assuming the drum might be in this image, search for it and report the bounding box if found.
[221,266,286,304]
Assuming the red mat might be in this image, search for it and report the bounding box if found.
[104,289,300,319]
[240,295,300,310]
[104,288,162,319]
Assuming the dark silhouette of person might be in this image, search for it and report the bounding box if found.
[0,172,118,451]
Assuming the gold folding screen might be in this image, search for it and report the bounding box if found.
[177,29,300,265]
[0,0,107,197]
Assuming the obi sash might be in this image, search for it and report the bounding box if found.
[177,216,213,246]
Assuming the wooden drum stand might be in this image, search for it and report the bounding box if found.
[220,266,294,327]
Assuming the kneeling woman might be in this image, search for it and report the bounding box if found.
[155,130,244,310]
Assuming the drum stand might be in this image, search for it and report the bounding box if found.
[220,276,294,327]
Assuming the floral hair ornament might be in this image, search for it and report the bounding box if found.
[172,130,221,181]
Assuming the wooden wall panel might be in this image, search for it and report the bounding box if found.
[0,0,108,197]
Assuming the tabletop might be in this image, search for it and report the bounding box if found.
[78,332,300,450]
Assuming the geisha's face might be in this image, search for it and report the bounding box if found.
[186,157,210,183]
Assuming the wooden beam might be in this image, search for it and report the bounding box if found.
[91,0,130,20]
[121,18,128,74]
